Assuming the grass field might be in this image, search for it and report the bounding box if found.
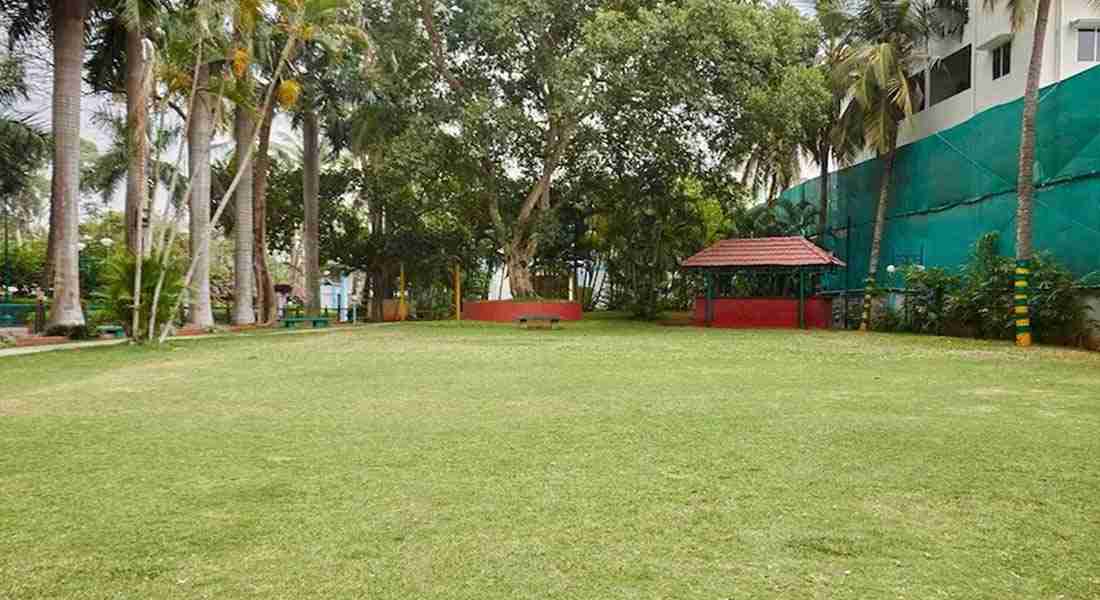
[2,315,1099,599]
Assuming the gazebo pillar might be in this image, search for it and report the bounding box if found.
[798,268,806,329]
[704,271,714,326]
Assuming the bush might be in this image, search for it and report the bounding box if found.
[94,252,186,340]
[44,323,97,340]
[898,233,1092,344]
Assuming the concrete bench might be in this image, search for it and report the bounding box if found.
[514,314,561,330]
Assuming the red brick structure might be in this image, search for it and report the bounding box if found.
[463,300,583,323]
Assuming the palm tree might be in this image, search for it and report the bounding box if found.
[48,0,92,329]
[188,62,217,328]
[807,0,859,237]
[156,0,355,342]
[981,0,1051,347]
[231,1,259,326]
[3,0,92,327]
[0,56,50,238]
[84,1,170,260]
[836,0,923,332]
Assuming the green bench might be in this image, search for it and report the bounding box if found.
[97,325,126,339]
[282,317,331,329]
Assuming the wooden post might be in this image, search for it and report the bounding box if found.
[398,263,407,321]
[454,264,462,321]
[798,268,806,330]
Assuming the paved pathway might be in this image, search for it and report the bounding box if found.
[0,324,379,359]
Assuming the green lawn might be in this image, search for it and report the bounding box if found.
[2,316,1099,599]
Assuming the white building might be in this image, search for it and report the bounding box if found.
[893,1,1098,149]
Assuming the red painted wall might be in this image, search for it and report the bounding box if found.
[692,297,832,329]
[463,300,584,323]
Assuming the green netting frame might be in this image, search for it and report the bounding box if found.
[783,65,1100,292]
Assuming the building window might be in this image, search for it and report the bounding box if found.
[930,45,972,106]
[992,41,1011,80]
[1079,29,1099,62]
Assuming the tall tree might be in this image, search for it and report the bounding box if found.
[807,0,858,236]
[421,0,822,298]
[981,0,1050,347]
[187,63,217,328]
[302,108,320,316]
[47,0,91,328]
[231,1,259,325]
[253,101,278,322]
[836,0,922,332]
[156,0,354,343]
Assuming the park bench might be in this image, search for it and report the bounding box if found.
[97,325,126,339]
[515,314,561,330]
[283,316,331,329]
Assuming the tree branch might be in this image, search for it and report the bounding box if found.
[419,0,463,94]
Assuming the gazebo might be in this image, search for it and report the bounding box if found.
[681,236,846,329]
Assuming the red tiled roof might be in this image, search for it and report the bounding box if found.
[681,236,846,269]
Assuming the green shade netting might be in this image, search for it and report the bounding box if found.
[782,65,1100,291]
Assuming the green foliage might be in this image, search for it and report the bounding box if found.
[94,252,186,339]
[896,265,958,334]
[4,237,47,294]
[883,233,1092,344]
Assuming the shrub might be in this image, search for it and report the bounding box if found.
[898,232,1092,344]
[900,266,958,335]
[44,323,97,340]
[94,252,186,340]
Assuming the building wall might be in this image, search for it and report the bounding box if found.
[848,0,1098,155]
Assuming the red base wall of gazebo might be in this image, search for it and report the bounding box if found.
[692,297,832,329]
[463,300,583,322]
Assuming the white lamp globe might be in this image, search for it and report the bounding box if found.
[886,265,897,274]
[100,238,114,247]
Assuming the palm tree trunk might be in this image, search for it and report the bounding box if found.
[303,110,321,316]
[187,64,216,329]
[124,27,148,256]
[1014,0,1051,347]
[253,102,278,323]
[860,147,896,332]
[45,0,87,330]
[817,143,830,237]
[232,107,256,325]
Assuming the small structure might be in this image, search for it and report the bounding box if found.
[681,236,846,329]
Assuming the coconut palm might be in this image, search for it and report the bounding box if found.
[836,0,924,331]
[806,0,860,236]
[0,57,50,232]
[980,0,1052,346]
